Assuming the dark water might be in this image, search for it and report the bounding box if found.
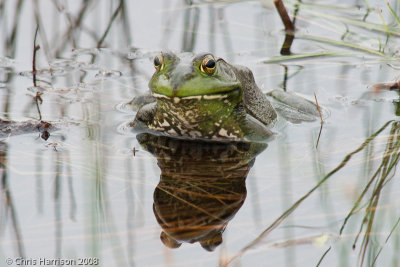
[1,0,400,266]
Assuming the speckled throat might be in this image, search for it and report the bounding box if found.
[149,91,245,140]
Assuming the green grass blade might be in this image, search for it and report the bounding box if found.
[301,9,400,36]
[298,35,387,57]
[386,1,400,26]
[263,51,350,63]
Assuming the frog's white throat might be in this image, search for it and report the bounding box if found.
[151,92,230,104]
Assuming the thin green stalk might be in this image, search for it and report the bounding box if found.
[301,8,400,37]
[316,246,331,267]
[299,35,386,57]
[371,215,400,265]
[263,52,352,63]
[386,1,400,26]
[376,7,389,45]
[340,165,383,235]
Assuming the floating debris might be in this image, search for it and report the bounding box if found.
[126,48,157,60]
[370,80,400,92]
[0,119,55,138]
[95,69,122,78]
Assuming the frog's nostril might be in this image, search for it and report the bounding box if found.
[172,80,180,92]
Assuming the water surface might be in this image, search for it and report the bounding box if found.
[1,0,400,266]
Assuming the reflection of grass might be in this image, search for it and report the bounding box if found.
[225,120,400,266]
[0,143,25,257]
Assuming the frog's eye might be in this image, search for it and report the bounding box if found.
[200,56,216,75]
[153,54,164,71]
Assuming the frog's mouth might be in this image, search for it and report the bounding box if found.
[151,88,240,104]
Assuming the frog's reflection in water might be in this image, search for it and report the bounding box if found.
[136,133,267,251]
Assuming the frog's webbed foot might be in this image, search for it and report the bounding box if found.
[128,92,156,111]
[266,89,326,124]
[272,104,317,123]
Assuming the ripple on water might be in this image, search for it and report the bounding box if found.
[115,101,137,114]
[0,57,15,67]
[116,120,135,136]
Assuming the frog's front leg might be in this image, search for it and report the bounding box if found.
[130,102,158,130]
[243,114,275,141]
[129,92,156,111]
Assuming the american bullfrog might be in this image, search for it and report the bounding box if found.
[131,52,320,141]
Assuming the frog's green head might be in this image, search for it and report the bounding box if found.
[148,52,241,100]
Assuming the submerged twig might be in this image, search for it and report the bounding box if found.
[314,92,323,122]
[280,0,302,55]
[274,0,295,32]
[32,25,42,121]
[274,0,296,55]
[370,80,400,93]
[281,65,288,91]
[280,33,295,56]
[32,25,40,87]
[316,122,323,149]
[34,93,43,121]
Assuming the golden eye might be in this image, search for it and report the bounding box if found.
[200,56,216,75]
[154,54,164,71]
